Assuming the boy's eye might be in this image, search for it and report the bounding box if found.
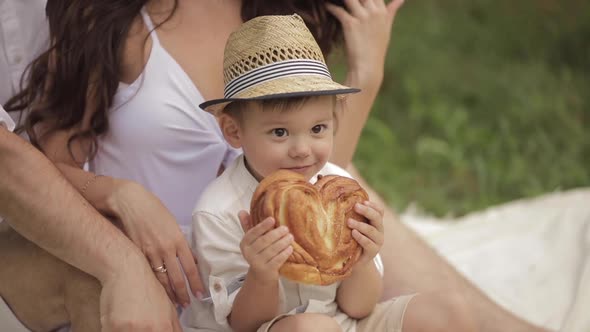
[271,128,288,137]
[311,124,327,134]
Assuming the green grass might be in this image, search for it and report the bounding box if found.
[333,0,590,217]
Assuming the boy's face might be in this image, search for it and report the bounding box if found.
[226,96,334,182]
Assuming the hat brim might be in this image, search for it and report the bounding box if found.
[200,88,360,114]
[199,74,360,114]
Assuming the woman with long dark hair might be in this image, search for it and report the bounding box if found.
[3,0,548,331]
[7,0,401,305]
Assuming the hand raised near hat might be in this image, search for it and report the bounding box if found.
[325,0,404,166]
[346,200,385,268]
[326,0,404,87]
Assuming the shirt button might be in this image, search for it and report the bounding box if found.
[213,282,223,293]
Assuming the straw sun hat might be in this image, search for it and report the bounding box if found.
[199,14,359,114]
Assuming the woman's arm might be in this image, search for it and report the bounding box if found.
[0,128,182,331]
[327,0,404,168]
[38,122,203,307]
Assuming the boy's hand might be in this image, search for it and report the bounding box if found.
[238,212,293,285]
[347,201,385,267]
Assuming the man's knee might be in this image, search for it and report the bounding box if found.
[0,225,101,331]
[442,292,478,331]
[64,266,102,332]
[403,291,477,332]
[0,225,71,331]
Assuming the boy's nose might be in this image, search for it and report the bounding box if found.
[288,139,311,159]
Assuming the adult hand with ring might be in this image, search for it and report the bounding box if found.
[152,264,167,274]
[108,180,204,307]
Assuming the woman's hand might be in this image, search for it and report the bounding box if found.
[108,181,203,307]
[100,256,183,332]
[326,0,405,87]
[326,0,405,167]
[348,201,385,267]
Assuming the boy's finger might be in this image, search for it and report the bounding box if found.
[355,203,384,232]
[268,245,293,269]
[251,226,290,254]
[363,200,385,216]
[259,233,294,263]
[352,229,379,252]
[238,210,253,232]
[242,217,275,245]
[348,218,383,245]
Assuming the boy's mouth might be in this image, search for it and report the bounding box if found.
[283,164,314,173]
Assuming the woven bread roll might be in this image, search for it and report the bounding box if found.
[250,170,369,285]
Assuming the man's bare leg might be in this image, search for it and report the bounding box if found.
[347,165,550,332]
[0,224,100,331]
[64,266,101,332]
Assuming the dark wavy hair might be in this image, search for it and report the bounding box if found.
[4,0,343,161]
[242,0,344,55]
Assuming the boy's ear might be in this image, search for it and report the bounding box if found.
[219,114,242,149]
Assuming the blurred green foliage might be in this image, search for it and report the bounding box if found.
[333,0,590,216]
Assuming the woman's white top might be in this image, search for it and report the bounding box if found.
[90,9,240,235]
[0,0,48,105]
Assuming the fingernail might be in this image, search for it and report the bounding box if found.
[348,218,356,226]
[196,291,204,300]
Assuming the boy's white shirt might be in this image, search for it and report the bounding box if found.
[183,155,383,331]
[0,105,15,132]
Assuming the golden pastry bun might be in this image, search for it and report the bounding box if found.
[250,170,369,285]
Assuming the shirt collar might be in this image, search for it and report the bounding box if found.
[228,155,260,198]
[0,105,15,132]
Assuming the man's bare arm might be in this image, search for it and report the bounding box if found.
[0,128,181,331]
[0,128,130,280]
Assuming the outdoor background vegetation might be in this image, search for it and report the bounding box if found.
[332,0,590,217]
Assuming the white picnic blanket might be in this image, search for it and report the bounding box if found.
[402,188,590,331]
